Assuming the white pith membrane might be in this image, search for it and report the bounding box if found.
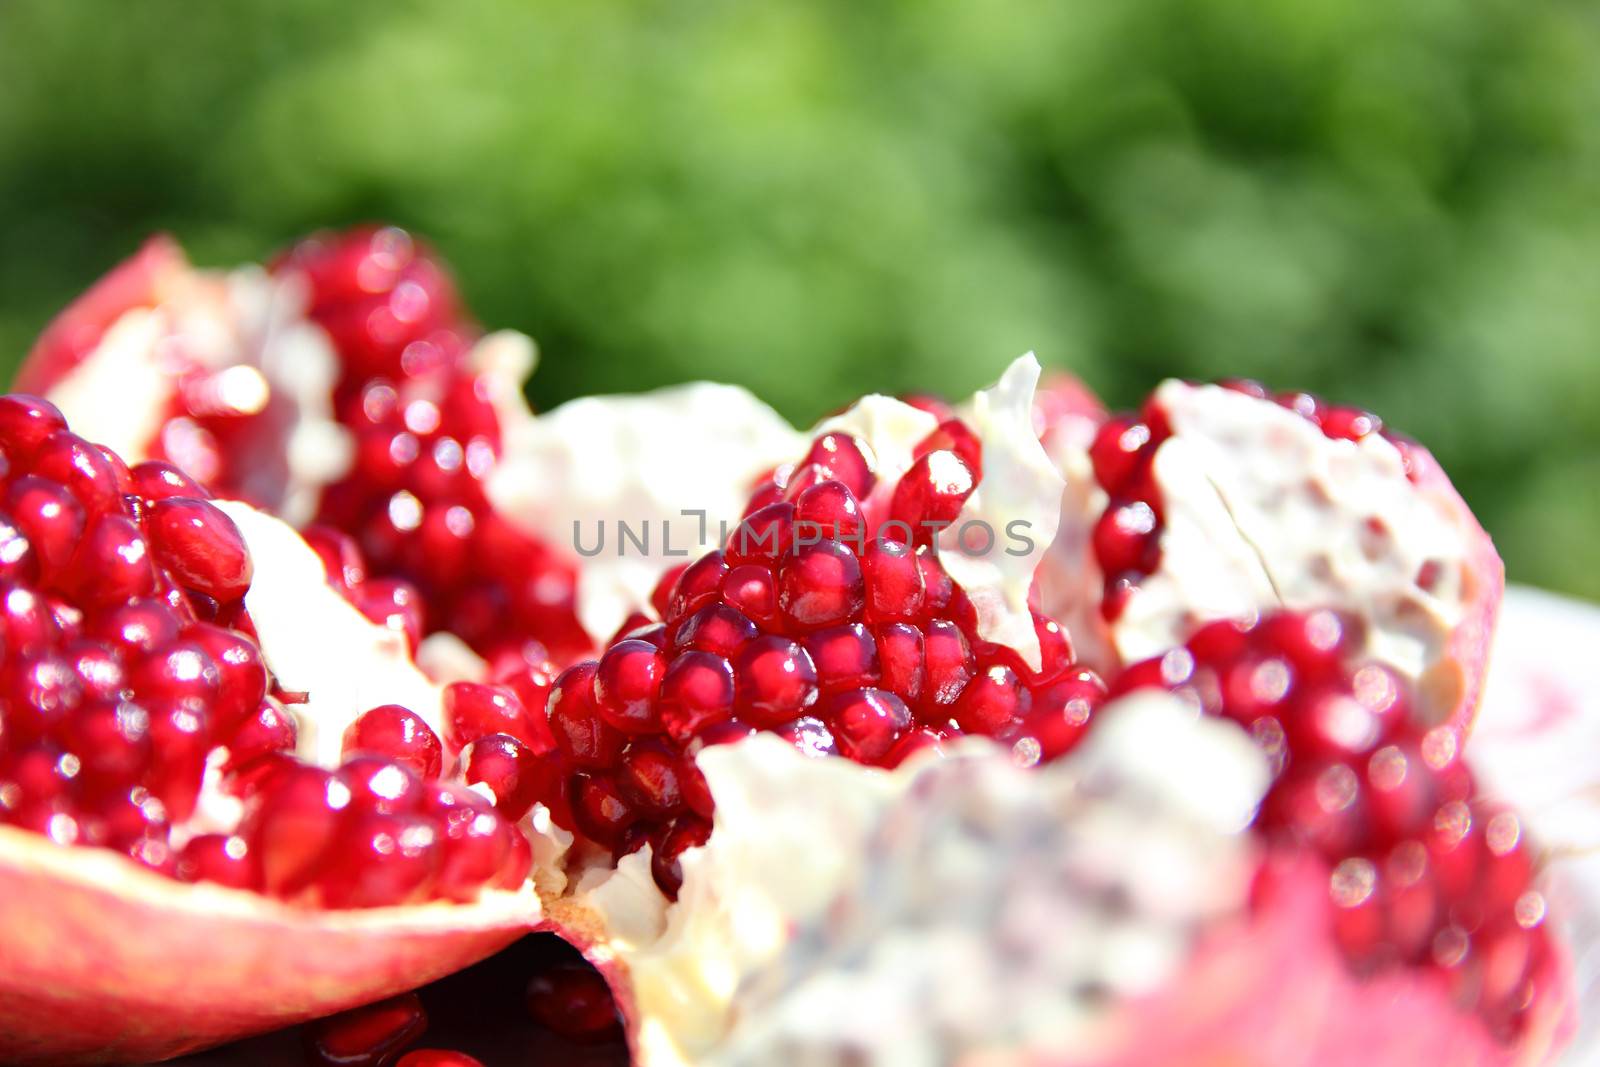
[488,377,806,644]
[1041,380,1478,723]
[576,697,1266,1066]
[42,263,348,528]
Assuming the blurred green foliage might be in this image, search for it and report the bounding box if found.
[0,0,1597,595]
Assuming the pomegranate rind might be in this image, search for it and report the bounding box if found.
[0,825,537,1066]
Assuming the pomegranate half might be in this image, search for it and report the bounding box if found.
[0,398,546,1065]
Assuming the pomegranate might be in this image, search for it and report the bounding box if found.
[10,237,1583,1067]
[1038,378,1502,738]
[0,399,544,1065]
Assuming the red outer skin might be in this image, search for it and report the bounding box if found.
[0,827,538,1066]
[16,236,188,397]
[1057,851,1573,1067]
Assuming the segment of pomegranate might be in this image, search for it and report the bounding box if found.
[526,357,1098,900]
[1040,379,1502,736]
[21,230,805,671]
[0,404,545,1064]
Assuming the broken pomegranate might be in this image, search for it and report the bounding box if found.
[7,235,1582,1067]
[0,399,542,1064]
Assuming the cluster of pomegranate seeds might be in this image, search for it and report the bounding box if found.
[535,423,1105,896]
[1112,609,1552,1040]
[0,394,275,858]
[273,226,590,662]
[227,750,532,908]
[0,393,529,909]
[1087,380,1410,621]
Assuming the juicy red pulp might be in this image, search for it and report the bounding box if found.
[273,227,589,663]
[1087,379,1417,622]
[534,424,1106,897]
[0,394,529,909]
[1113,609,1553,1041]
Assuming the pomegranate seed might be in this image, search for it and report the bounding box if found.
[616,743,685,815]
[651,815,712,898]
[658,651,736,742]
[666,551,728,621]
[0,394,67,461]
[226,698,299,771]
[719,563,779,627]
[888,449,974,536]
[920,619,974,712]
[319,812,442,908]
[952,663,1029,734]
[794,479,863,545]
[725,502,795,566]
[827,688,912,765]
[774,716,837,758]
[175,834,261,890]
[804,623,882,693]
[356,578,425,652]
[546,663,623,768]
[733,635,819,727]
[571,773,639,848]
[441,682,536,752]
[525,964,620,1041]
[396,1052,485,1067]
[89,597,181,655]
[241,763,352,898]
[344,705,443,779]
[1015,668,1105,761]
[861,538,925,623]
[424,784,514,902]
[185,622,268,732]
[131,641,221,708]
[459,733,541,821]
[144,497,253,603]
[594,639,667,734]
[7,476,85,577]
[129,460,210,501]
[800,432,876,498]
[339,756,424,817]
[303,992,428,1067]
[671,603,759,659]
[649,563,687,619]
[2,651,83,743]
[778,540,864,630]
[875,622,925,704]
[59,698,148,787]
[30,431,124,515]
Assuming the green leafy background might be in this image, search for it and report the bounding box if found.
[1,0,1596,596]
